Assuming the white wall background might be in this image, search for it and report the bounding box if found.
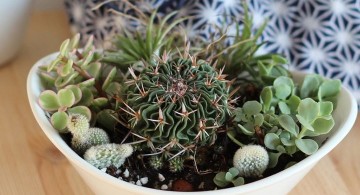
[33,0,64,10]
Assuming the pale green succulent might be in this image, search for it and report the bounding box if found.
[84,144,134,169]
[213,167,244,188]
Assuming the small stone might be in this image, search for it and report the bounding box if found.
[172,179,193,192]
[115,170,121,175]
[100,168,107,172]
[140,177,148,185]
[136,180,142,186]
[160,184,168,190]
[158,173,165,182]
[118,177,123,180]
[123,169,129,178]
[129,181,135,184]
[198,182,205,189]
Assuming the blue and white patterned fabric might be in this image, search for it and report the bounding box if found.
[64,0,360,106]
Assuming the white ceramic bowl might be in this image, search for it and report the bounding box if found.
[27,53,358,195]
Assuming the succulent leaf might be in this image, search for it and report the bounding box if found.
[51,111,69,132]
[39,90,60,111]
[57,88,75,108]
[295,139,318,155]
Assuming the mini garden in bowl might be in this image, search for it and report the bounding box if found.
[27,6,357,195]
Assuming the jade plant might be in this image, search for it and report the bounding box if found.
[36,2,342,192]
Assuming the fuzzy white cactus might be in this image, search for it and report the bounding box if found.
[84,144,134,169]
[233,145,269,178]
[71,127,110,154]
[66,114,110,154]
[67,114,89,135]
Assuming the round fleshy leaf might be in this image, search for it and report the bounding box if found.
[278,115,298,136]
[65,85,82,104]
[232,177,244,186]
[39,90,60,111]
[286,95,301,113]
[229,167,240,176]
[79,51,94,67]
[312,117,335,135]
[268,152,282,168]
[102,67,117,90]
[253,114,264,126]
[67,106,91,120]
[298,98,319,124]
[57,88,75,107]
[51,111,69,132]
[318,79,341,101]
[300,74,322,98]
[85,62,101,79]
[319,101,333,116]
[296,114,315,132]
[295,138,318,155]
[92,97,109,108]
[264,133,280,150]
[242,101,262,115]
[225,172,235,182]
[260,87,273,112]
[275,84,291,100]
[278,101,290,114]
[77,87,94,106]
[214,172,229,188]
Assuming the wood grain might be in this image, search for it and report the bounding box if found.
[0,11,358,195]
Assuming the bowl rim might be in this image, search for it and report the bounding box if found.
[27,52,358,194]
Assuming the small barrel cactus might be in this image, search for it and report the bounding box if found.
[149,156,164,170]
[84,143,134,169]
[233,145,269,178]
[169,156,185,173]
[122,57,229,157]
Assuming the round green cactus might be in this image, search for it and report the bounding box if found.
[233,145,269,178]
[84,144,134,169]
[123,57,229,157]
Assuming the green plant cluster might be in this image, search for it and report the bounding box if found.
[36,1,343,189]
[229,74,341,168]
[38,34,122,132]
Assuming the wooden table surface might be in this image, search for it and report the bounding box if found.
[0,11,359,195]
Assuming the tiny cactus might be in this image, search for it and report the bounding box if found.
[149,156,164,170]
[71,127,110,154]
[84,144,134,169]
[169,156,185,173]
[68,114,90,135]
[233,145,269,178]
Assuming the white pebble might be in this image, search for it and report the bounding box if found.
[100,168,107,172]
[136,180,142,186]
[130,181,135,184]
[160,184,168,190]
[158,173,165,182]
[123,169,130,178]
[118,177,123,180]
[115,170,121,174]
[140,177,148,185]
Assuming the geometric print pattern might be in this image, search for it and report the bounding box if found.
[64,0,360,106]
